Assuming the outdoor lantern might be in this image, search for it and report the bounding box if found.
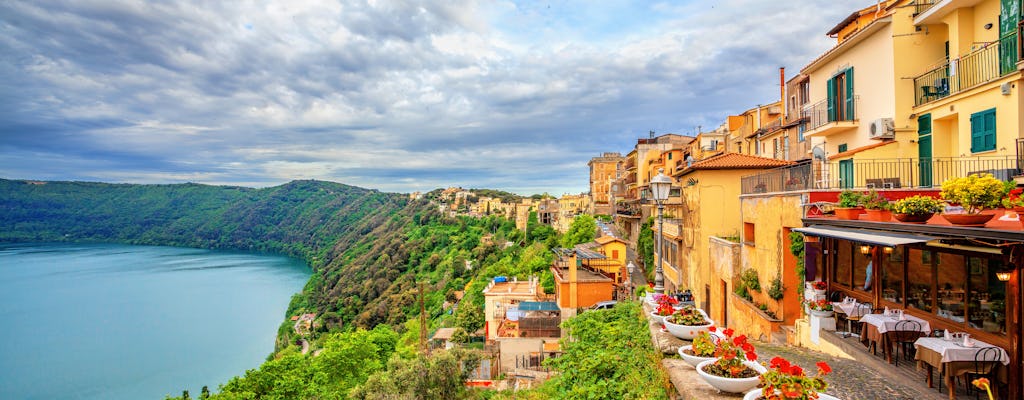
[883,246,893,254]
[860,245,872,255]
[996,263,1014,282]
[650,168,672,201]
[627,261,636,275]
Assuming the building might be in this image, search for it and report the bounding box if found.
[615,134,695,246]
[550,247,616,313]
[481,276,544,340]
[588,152,624,216]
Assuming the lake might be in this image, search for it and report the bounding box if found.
[0,242,311,400]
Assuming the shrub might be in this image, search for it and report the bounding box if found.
[940,173,1006,214]
[891,195,943,215]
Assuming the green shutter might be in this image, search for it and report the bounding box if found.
[970,108,997,153]
[1000,0,1020,74]
[827,76,836,122]
[844,67,855,120]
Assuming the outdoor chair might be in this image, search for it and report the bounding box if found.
[960,347,1002,399]
[846,301,871,338]
[890,320,923,366]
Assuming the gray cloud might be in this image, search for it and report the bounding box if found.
[0,0,856,194]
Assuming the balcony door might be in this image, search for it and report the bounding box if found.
[827,67,854,122]
[918,114,933,187]
[999,0,1019,75]
[839,159,854,189]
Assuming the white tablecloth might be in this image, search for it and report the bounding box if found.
[832,302,871,316]
[913,337,1010,364]
[860,313,931,334]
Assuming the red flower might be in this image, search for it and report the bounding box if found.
[733,334,747,346]
[816,361,832,375]
[790,365,804,377]
[722,351,736,360]
[770,357,788,369]
[708,325,716,332]
[722,328,734,337]
[741,343,754,353]
[745,351,758,361]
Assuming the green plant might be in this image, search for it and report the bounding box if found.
[705,326,758,378]
[740,268,761,292]
[758,303,768,311]
[1002,187,1024,209]
[759,357,831,400]
[691,331,716,357]
[859,190,890,210]
[788,232,805,297]
[635,285,649,299]
[806,299,832,312]
[735,283,752,301]
[837,190,862,208]
[767,275,785,301]
[940,173,1007,214]
[891,195,944,215]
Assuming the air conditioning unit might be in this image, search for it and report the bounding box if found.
[869,118,895,139]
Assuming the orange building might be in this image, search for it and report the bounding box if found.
[588,152,623,216]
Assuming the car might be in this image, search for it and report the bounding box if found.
[589,300,618,311]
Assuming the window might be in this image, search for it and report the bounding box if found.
[837,143,848,153]
[907,249,933,312]
[834,241,852,287]
[881,247,904,304]
[967,257,1007,335]
[799,81,810,105]
[668,153,673,160]
[797,124,805,142]
[827,67,854,122]
[853,246,872,293]
[970,108,996,153]
[743,222,755,246]
[612,249,619,259]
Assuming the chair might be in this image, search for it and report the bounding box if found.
[959,346,1001,399]
[866,178,884,189]
[890,320,924,366]
[883,177,902,189]
[846,302,871,338]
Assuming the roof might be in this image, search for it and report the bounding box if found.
[432,327,457,341]
[574,246,606,260]
[676,152,795,176]
[825,11,861,36]
[594,236,626,245]
[801,16,891,74]
[518,301,560,311]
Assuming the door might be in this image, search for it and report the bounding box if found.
[918,114,933,187]
[999,0,1020,75]
[839,159,854,189]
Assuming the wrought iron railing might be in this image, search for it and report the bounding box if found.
[741,156,1020,194]
[802,96,859,132]
[914,32,1019,106]
[913,0,936,16]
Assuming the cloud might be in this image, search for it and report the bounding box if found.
[0,0,855,194]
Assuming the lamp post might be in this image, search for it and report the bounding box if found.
[626,261,636,298]
[650,168,672,294]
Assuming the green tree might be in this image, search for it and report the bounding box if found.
[561,214,597,247]
[350,349,482,400]
[638,217,654,277]
[453,301,484,334]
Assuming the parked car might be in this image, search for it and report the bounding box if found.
[589,300,618,311]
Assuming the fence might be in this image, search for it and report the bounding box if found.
[741,156,1021,194]
[914,31,1019,106]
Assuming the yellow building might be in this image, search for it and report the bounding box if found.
[665,153,795,300]
[588,152,624,216]
[727,102,784,157]
[615,134,694,245]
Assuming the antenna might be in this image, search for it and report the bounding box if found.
[649,130,655,139]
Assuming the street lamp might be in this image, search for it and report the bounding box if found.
[650,168,672,294]
[626,261,637,299]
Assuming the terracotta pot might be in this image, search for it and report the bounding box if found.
[893,213,933,223]
[940,213,995,227]
[834,207,863,220]
[1015,207,1024,228]
[862,209,892,222]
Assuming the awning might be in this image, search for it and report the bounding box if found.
[793,226,936,247]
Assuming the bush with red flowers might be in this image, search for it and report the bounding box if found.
[811,281,827,291]
[702,326,759,378]
[756,357,831,400]
[654,293,678,316]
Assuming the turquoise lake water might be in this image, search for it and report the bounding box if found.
[0,243,311,400]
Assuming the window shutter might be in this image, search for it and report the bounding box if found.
[984,109,997,150]
[970,113,982,152]
[826,76,836,122]
[844,67,855,120]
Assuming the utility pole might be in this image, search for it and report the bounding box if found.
[419,282,429,355]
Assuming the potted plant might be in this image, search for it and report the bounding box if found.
[891,195,943,223]
[785,177,802,189]
[743,357,837,400]
[1003,188,1024,227]
[806,299,834,318]
[678,330,718,367]
[696,326,766,393]
[939,173,1006,226]
[859,190,892,222]
[664,305,715,340]
[811,281,827,296]
[833,190,863,220]
[651,293,678,322]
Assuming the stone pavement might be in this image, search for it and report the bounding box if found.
[644,306,948,400]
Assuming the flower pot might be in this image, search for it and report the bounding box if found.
[833,207,863,220]
[678,345,716,368]
[940,213,995,227]
[663,317,715,340]
[696,359,766,393]
[813,289,827,297]
[650,311,668,323]
[862,209,892,222]
[810,309,834,318]
[893,213,933,224]
[743,388,840,400]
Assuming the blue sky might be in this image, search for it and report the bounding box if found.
[0,1,860,194]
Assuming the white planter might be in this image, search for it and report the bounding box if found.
[696,359,766,394]
[813,289,827,297]
[809,309,834,318]
[663,317,715,340]
[678,345,716,368]
[650,311,668,323]
[743,388,840,400]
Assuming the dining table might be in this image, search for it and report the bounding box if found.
[831,301,871,337]
[913,337,1010,400]
[859,313,931,364]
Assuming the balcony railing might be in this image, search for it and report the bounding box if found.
[802,96,859,132]
[741,156,1021,194]
[913,0,935,16]
[914,32,1019,106]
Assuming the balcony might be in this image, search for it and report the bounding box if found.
[913,32,1019,106]
[911,0,936,18]
[913,0,984,25]
[741,156,1021,194]
[801,96,859,137]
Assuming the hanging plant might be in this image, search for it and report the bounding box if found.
[767,275,785,300]
[788,232,805,297]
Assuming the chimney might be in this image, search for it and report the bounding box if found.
[779,67,786,120]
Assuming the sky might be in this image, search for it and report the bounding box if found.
[0,0,862,195]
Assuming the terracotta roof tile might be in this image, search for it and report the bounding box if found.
[678,152,796,175]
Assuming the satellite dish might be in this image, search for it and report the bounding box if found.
[812,146,826,161]
[685,155,696,167]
